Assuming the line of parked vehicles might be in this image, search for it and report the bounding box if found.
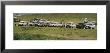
[14,18,97,29]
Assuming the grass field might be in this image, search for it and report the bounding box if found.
[14,13,97,40]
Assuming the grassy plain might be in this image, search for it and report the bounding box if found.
[14,13,97,40]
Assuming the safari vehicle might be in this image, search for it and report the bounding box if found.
[28,22,35,26]
[76,23,85,29]
[84,23,96,29]
[65,22,76,28]
[18,21,28,26]
[48,22,63,27]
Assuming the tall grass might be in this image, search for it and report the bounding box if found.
[14,33,66,40]
[14,27,97,40]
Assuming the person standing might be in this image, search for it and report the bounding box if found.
[84,18,88,23]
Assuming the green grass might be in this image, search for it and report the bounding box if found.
[14,13,97,40]
[14,26,97,40]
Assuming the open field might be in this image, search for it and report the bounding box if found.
[14,13,97,40]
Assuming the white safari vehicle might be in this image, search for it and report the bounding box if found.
[18,21,28,26]
[65,22,76,29]
[28,22,34,26]
[49,22,63,27]
[84,23,96,29]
